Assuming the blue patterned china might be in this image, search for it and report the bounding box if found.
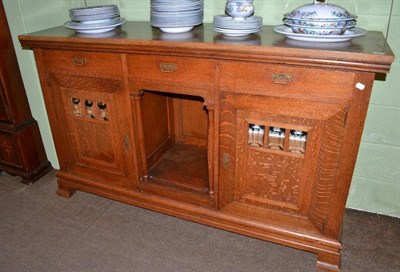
[283,18,356,28]
[277,0,364,38]
[284,0,357,21]
[225,0,254,20]
[273,25,367,42]
[290,26,347,35]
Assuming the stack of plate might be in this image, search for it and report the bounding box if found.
[151,0,204,33]
[213,15,263,37]
[64,5,126,34]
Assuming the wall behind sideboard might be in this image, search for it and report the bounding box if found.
[3,0,399,218]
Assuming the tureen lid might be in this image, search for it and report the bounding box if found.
[284,0,357,21]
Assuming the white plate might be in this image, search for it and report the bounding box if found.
[273,25,367,43]
[152,21,202,28]
[159,26,194,33]
[214,15,262,23]
[70,5,118,16]
[151,2,202,9]
[78,18,115,25]
[69,17,121,27]
[214,27,261,37]
[214,27,261,33]
[214,15,263,25]
[71,27,117,34]
[71,11,120,21]
[151,10,203,16]
[213,15,262,29]
[64,18,126,33]
[151,18,203,25]
[214,23,262,30]
[151,0,201,3]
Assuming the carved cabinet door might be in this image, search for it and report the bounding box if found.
[43,70,138,189]
[218,91,349,233]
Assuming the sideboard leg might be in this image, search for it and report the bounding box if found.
[316,252,341,272]
[56,184,76,198]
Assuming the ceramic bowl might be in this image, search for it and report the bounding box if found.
[284,0,357,21]
[225,1,255,20]
[283,18,356,28]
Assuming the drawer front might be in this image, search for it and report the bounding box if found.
[41,50,123,78]
[127,55,215,88]
[219,61,354,101]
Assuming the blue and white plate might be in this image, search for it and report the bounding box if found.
[273,25,367,42]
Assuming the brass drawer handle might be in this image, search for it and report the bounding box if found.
[72,58,87,66]
[272,73,293,85]
[159,63,178,73]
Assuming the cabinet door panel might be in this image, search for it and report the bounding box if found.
[47,73,136,187]
[62,88,122,173]
[219,91,348,232]
[240,147,305,210]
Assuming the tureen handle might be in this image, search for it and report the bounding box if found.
[314,0,328,3]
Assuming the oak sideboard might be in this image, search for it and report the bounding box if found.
[19,22,394,271]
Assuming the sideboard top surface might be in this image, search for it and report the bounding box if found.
[19,22,394,73]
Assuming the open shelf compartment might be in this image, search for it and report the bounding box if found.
[135,90,213,205]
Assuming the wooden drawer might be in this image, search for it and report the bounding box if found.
[127,55,215,89]
[219,61,355,101]
[40,50,123,78]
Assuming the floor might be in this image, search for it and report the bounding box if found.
[0,170,399,272]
